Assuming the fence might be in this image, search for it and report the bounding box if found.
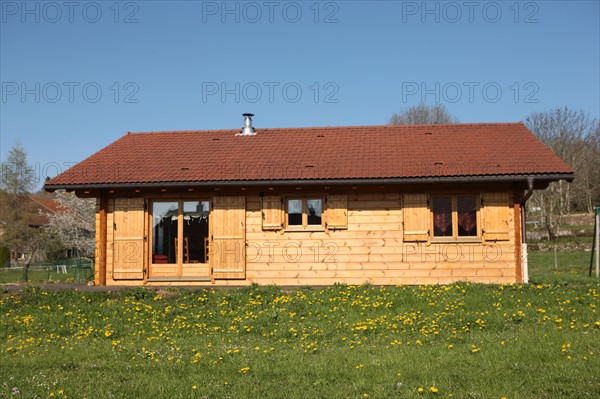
[0,258,94,284]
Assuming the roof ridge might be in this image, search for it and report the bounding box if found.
[126,122,525,135]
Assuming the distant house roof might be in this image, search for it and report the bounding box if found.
[45,122,573,190]
[27,196,59,227]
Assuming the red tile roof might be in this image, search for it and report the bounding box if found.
[45,122,573,188]
[19,196,60,226]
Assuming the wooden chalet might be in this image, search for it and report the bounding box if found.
[44,116,573,286]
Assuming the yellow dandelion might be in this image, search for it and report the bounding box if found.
[430,386,438,393]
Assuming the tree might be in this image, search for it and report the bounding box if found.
[45,190,96,257]
[524,107,600,239]
[389,103,459,125]
[0,141,43,281]
[1,140,36,195]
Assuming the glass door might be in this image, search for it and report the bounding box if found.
[150,200,210,280]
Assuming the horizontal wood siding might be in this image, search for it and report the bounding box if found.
[244,192,516,286]
[103,191,518,286]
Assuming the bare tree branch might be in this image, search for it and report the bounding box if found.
[389,103,458,125]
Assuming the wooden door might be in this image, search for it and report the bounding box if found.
[211,196,246,280]
[113,198,146,280]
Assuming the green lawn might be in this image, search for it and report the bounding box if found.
[529,250,596,284]
[1,279,599,398]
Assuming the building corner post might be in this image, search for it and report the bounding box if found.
[98,195,108,286]
[520,177,535,283]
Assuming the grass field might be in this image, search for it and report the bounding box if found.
[529,250,596,284]
[0,258,94,284]
[1,265,599,398]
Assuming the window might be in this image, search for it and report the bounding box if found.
[262,195,347,231]
[286,198,323,230]
[431,195,479,239]
[152,200,210,264]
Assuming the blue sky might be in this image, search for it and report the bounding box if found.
[1,0,599,189]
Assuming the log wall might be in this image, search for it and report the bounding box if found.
[97,189,519,286]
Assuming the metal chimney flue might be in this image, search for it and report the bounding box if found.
[237,113,256,136]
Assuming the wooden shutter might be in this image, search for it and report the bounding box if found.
[262,196,283,230]
[402,193,430,242]
[326,195,348,229]
[482,192,511,242]
[212,196,246,280]
[112,198,146,280]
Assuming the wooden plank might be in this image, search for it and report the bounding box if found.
[182,264,211,276]
[347,193,401,201]
[97,196,107,286]
[106,212,114,281]
[149,265,178,277]
[147,276,211,282]
[514,198,523,282]
[246,231,404,241]
[247,261,516,272]
[349,214,403,222]
[347,223,402,231]
[348,200,401,209]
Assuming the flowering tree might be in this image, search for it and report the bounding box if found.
[45,191,96,257]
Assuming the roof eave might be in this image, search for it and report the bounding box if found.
[44,173,574,192]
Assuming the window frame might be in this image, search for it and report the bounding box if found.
[430,194,481,243]
[284,196,325,232]
[150,199,211,266]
